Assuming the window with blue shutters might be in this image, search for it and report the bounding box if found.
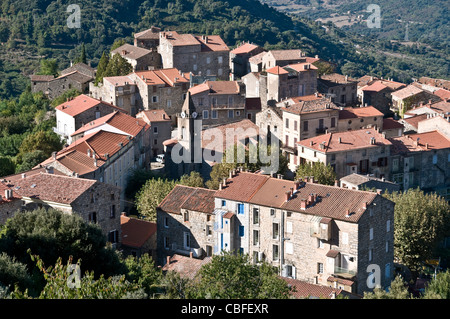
[239,225,245,237]
[238,203,244,215]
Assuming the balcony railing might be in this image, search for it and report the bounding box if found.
[334,266,357,279]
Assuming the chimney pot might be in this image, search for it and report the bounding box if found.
[285,191,291,202]
[190,251,193,258]
[300,200,307,210]
[22,173,26,179]
[334,180,339,187]
[167,256,170,265]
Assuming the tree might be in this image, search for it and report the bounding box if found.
[178,171,204,188]
[103,54,133,79]
[94,51,110,85]
[123,253,162,297]
[37,59,58,77]
[15,150,47,173]
[0,252,34,295]
[295,161,337,185]
[384,189,450,274]
[75,43,87,64]
[0,156,15,177]
[186,252,291,299]
[50,88,81,107]
[422,270,450,299]
[125,168,157,200]
[135,178,176,221]
[110,39,126,51]
[363,275,411,299]
[0,207,124,296]
[17,130,62,163]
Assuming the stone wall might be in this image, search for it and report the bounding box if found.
[0,198,22,225]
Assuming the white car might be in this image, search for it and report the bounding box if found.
[156,154,165,163]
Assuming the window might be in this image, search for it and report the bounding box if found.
[164,217,169,228]
[294,120,298,131]
[285,118,289,129]
[184,232,190,249]
[370,228,374,240]
[385,263,391,281]
[342,232,349,245]
[286,221,293,233]
[369,248,373,262]
[228,110,234,118]
[203,110,209,119]
[239,225,245,237]
[387,220,391,232]
[207,57,211,64]
[253,208,259,224]
[270,209,276,217]
[108,230,119,243]
[184,211,189,222]
[285,242,293,255]
[221,200,226,207]
[303,121,308,131]
[89,212,97,223]
[273,223,279,239]
[110,205,116,218]
[432,154,438,164]
[152,96,158,103]
[193,64,197,71]
[218,56,223,64]
[95,111,101,119]
[331,117,336,128]
[386,240,389,253]
[317,239,324,248]
[206,225,212,236]
[237,203,244,215]
[167,100,172,108]
[211,110,218,119]
[218,68,223,76]
[154,139,158,145]
[273,245,279,261]
[153,126,158,134]
[318,263,323,274]
[253,230,259,245]
[285,135,289,147]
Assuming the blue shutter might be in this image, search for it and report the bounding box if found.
[238,203,244,215]
[239,225,245,237]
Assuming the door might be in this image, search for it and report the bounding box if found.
[183,232,190,250]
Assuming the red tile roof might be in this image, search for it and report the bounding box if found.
[111,43,152,60]
[391,85,423,100]
[71,111,149,137]
[158,185,216,214]
[285,63,318,72]
[282,99,339,115]
[161,31,201,46]
[195,35,229,52]
[338,106,383,119]
[134,68,189,87]
[7,173,97,204]
[120,215,156,248]
[382,118,404,130]
[389,130,450,154]
[137,109,171,123]
[403,114,428,129]
[134,26,161,40]
[297,128,392,153]
[215,172,270,202]
[230,42,260,55]
[0,182,20,204]
[189,81,240,95]
[162,254,212,279]
[283,277,343,299]
[55,94,126,117]
[266,66,289,75]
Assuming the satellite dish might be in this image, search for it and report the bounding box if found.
[181,111,186,118]
[192,111,198,119]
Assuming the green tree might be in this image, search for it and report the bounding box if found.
[422,270,450,299]
[94,51,110,85]
[103,54,133,78]
[384,189,450,274]
[0,208,124,295]
[125,168,157,200]
[17,130,62,163]
[37,59,58,77]
[75,43,87,64]
[50,88,81,107]
[110,39,126,51]
[186,252,291,299]
[295,161,337,185]
[0,252,34,295]
[178,171,204,188]
[135,178,176,221]
[0,156,15,177]
[123,253,162,297]
[15,150,47,173]
[363,276,411,299]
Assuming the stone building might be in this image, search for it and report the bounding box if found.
[337,106,384,132]
[296,128,392,179]
[382,118,404,138]
[214,171,395,295]
[2,173,121,243]
[156,185,217,265]
[388,130,450,199]
[186,80,247,127]
[136,109,172,158]
[261,49,306,70]
[31,70,92,100]
[128,68,189,122]
[318,73,358,107]
[54,94,127,144]
[89,75,138,116]
[0,183,22,225]
[281,98,340,171]
[158,31,230,80]
[111,43,161,71]
[358,79,406,114]
[120,214,157,259]
[340,173,400,194]
[255,106,283,145]
[229,42,265,80]
[133,26,161,50]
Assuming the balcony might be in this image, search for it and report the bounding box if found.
[315,127,328,134]
[334,266,357,279]
[171,243,203,258]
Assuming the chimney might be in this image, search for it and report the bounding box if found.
[294,181,300,191]
[290,187,294,196]
[330,292,336,299]
[52,151,57,160]
[300,200,307,210]
[166,256,171,265]
[5,189,10,200]
[21,173,26,179]
[345,209,350,218]
[338,137,342,143]
[229,170,233,179]
[376,189,382,195]
[334,180,339,187]
[190,251,193,258]
[414,138,420,146]
[87,149,91,157]
[285,191,291,202]
[363,202,367,210]
[219,183,223,190]
[222,178,227,188]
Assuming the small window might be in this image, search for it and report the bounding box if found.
[239,225,245,237]
[184,211,189,222]
[273,245,279,261]
[270,209,276,217]
[303,121,309,131]
[253,230,259,245]
[386,220,391,232]
[370,228,374,240]
[164,237,169,249]
[285,118,289,129]
[273,223,279,239]
[318,263,324,274]
[203,110,209,119]
[221,200,226,207]
[164,217,169,228]
[110,205,115,218]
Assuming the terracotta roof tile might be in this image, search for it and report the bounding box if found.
[383,117,404,130]
[389,130,450,154]
[230,42,261,55]
[134,68,189,87]
[8,173,98,204]
[111,43,152,60]
[55,94,126,117]
[285,63,318,72]
[195,35,229,52]
[266,66,289,75]
[282,99,339,115]
[120,215,156,248]
[162,254,212,279]
[282,277,343,299]
[269,49,303,61]
[248,52,266,64]
[215,172,270,202]
[297,128,392,153]
[403,114,428,129]
[391,85,423,100]
[161,31,200,46]
[134,26,161,40]
[158,185,216,214]
[189,81,240,95]
[137,109,171,123]
[338,106,383,119]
